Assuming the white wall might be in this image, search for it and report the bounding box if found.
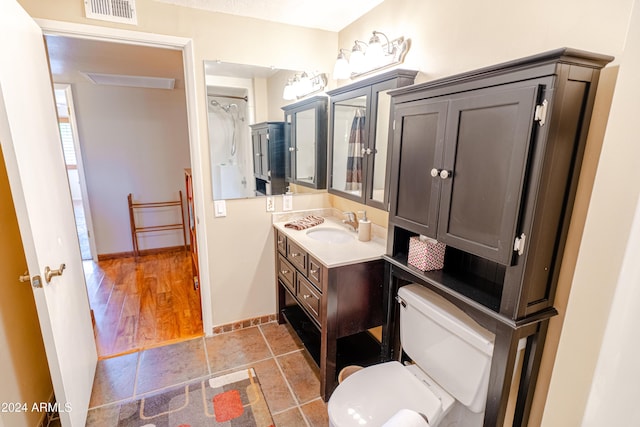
[72,82,191,255]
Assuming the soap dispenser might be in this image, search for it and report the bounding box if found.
[358,211,371,242]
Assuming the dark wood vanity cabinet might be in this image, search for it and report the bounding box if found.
[384,48,613,426]
[327,70,417,210]
[282,96,328,189]
[274,228,384,400]
[250,122,286,196]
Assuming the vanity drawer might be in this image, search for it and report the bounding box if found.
[297,275,321,324]
[287,240,308,273]
[276,230,287,255]
[277,255,296,294]
[308,255,323,290]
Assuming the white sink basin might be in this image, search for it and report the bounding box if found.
[306,227,354,244]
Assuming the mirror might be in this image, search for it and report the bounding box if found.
[296,108,316,184]
[331,94,368,198]
[204,61,326,200]
[370,89,392,204]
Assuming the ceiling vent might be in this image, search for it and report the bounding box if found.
[84,0,137,25]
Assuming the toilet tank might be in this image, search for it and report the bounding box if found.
[398,284,495,413]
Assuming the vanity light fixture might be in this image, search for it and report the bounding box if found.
[282,71,328,100]
[332,30,411,79]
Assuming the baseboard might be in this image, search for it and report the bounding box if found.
[97,245,190,261]
[212,314,277,335]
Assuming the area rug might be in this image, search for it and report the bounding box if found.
[117,368,274,427]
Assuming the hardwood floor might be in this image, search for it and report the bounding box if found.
[83,250,203,359]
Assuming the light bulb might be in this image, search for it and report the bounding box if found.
[333,51,351,79]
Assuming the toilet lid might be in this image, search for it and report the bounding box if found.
[328,362,441,427]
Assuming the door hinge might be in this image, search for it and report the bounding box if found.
[534,99,548,126]
[513,233,527,256]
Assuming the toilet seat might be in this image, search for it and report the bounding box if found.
[328,361,449,427]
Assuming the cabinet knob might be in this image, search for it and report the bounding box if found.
[302,294,311,299]
[430,168,441,178]
[440,170,452,179]
[290,253,300,258]
[280,269,289,275]
[288,147,295,152]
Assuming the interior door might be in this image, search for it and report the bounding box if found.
[0,2,97,426]
[438,85,541,265]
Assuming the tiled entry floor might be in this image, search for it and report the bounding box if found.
[87,322,329,426]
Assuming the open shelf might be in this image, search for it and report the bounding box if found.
[281,305,381,373]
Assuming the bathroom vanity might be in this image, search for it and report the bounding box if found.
[273,215,386,399]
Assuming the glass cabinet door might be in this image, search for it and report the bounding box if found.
[282,96,328,190]
[295,108,316,185]
[330,92,368,199]
[367,88,391,205]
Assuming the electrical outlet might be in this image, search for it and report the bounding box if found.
[266,197,275,212]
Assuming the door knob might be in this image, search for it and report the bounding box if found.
[18,271,30,283]
[44,263,66,283]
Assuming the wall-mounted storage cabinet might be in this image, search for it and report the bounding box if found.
[250,122,286,196]
[383,48,613,426]
[328,70,417,210]
[282,96,328,189]
[387,48,613,319]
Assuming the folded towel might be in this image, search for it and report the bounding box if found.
[284,215,325,230]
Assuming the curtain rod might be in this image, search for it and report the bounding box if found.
[209,94,248,102]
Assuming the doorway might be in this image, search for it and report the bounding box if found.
[43,33,206,359]
[54,84,96,260]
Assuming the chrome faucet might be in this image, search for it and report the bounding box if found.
[343,211,359,231]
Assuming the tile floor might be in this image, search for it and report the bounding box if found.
[86,322,329,426]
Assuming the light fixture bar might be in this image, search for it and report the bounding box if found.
[333,31,411,80]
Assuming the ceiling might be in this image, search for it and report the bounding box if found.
[45,35,185,88]
[152,0,384,32]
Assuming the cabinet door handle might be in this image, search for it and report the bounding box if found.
[288,147,295,152]
[430,168,441,178]
[290,253,300,258]
[302,294,311,299]
[280,269,289,275]
[440,170,452,179]
[310,268,318,274]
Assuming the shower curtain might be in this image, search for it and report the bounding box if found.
[345,109,365,192]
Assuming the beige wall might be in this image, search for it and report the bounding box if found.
[546,1,640,424]
[71,81,191,255]
[0,146,53,427]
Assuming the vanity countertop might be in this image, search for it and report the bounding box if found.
[273,216,386,268]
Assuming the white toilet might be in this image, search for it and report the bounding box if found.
[328,284,495,427]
